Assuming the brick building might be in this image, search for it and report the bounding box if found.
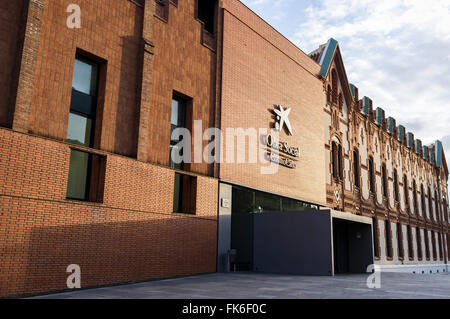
[0,0,448,297]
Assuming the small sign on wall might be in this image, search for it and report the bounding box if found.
[221,198,230,209]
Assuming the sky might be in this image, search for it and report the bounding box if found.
[241,0,450,170]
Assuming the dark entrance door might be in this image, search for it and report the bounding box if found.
[333,219,350,274]
[332,218,374,274]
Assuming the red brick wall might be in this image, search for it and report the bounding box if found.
[145,0,217,175]
[0,0,28,128]
[23,0,144,157]
[0,128,218,297]
[219,3,326,205]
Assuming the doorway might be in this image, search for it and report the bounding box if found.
[333,218,373,274]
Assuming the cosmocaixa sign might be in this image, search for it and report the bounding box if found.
[263,105,300,169]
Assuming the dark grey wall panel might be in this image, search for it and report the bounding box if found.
[253,210,333,276]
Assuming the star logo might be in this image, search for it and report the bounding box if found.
[273,105,293,135]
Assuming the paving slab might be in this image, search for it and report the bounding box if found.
[29,272,450,299]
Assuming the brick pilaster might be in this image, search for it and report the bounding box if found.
[12,0,44,133]
[137,0,156,162]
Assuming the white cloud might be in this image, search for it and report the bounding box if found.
[293,0,450,150]
[241,0,450,171]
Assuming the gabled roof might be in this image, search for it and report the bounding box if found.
[309,38,353,108]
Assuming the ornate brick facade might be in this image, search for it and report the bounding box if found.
[312,39,449,267]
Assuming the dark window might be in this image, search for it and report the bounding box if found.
[393,169,399,202]
[66,149,106,202]
[428,187,433,219]
[407,225,414,259]
[434,191,439,221]
[417,228,423,260]
[447,234,450,259]
[413,180,418,215]
[331,142,337,179]
[155,0,170,22]
[438,232,443,261]
[403,175,409,210]
[397,223,404,259]
[353,149,360,188]
[431,231,437,260]
[423,229,430,260]
[173,173,197,214]
[197,0,217,34]
[385,220,393,258]
[327,85,332,103]
[169,94,190,170]
[373,218,380,258]
[67,55,100,148]
[420,184,425,217]
[382,164,388,197]
[368,157,375,193]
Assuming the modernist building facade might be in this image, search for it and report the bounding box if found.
[0,0,448,297]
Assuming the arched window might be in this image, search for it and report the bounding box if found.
[403,175,409,210]
[332,69,338,104]
[393,169,399,202]
[332,142,338,179]
[434,191,439,221]
[413,180,418,215]
[428,187,433,219]
[353,149,360,188]
[382,164,388,198]
[327,85,332,103]
[420,184,426,217]
[368,157,375,193]
[338,93,343,110]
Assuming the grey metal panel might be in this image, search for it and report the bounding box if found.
[253,210,333,276]
[217,183,232,272]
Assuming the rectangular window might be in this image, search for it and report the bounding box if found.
[385,220,393,259]
[173,173,197,215]
[423,229,430,260]
[416,228,423,260]
[397,223,404,260]
[155,0,170,22]
[169,94,191,170]
[407,225,414,260]
[67,55,100,148]
[431,231,437,261]
[372,218,380,258]
[66,149,106,202]
[197,0,217,34]
[438,232,443,261]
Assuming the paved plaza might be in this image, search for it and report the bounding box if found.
[30,272,450,299]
